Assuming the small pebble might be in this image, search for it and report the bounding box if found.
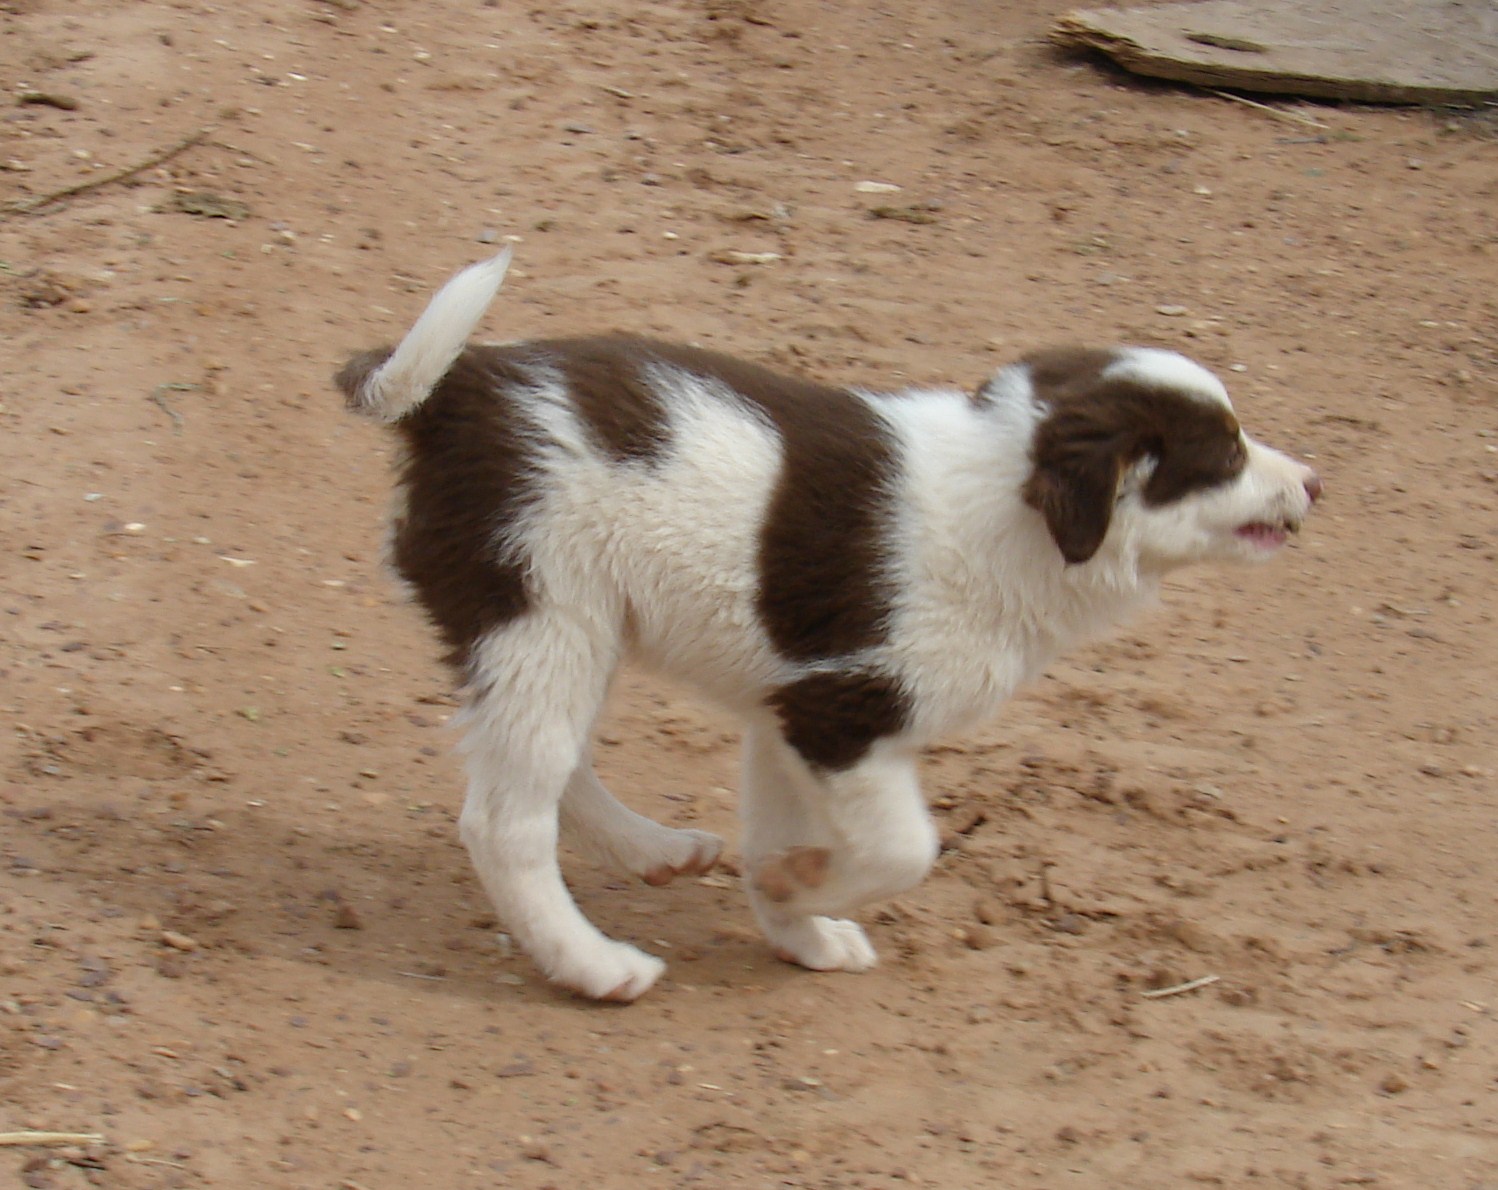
[972,896,1004,926]
[960,924,996,951]
[161,930,199,952]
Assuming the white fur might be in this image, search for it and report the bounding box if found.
[517,368,789,707]
[362,255,1320,1002]
[1103,346,1230,407]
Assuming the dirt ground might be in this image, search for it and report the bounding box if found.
[1,0,1495,1186]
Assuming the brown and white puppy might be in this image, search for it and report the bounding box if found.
[337,250,1321,1002]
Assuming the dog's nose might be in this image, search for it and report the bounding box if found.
[1304,472,1323,504]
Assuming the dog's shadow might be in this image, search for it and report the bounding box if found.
[5,777,795,1006]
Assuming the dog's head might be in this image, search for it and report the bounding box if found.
[995,347,1321,569]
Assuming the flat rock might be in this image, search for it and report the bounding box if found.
[1054,0,1498,104]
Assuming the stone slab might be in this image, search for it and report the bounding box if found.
[1054,0,1498,105]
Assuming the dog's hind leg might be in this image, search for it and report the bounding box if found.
[560,756,723,886]
[741,724,937,973]
[458,614,665,1002]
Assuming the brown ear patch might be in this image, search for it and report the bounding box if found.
[1020,348,1245,564]
[1021,433,1122,564]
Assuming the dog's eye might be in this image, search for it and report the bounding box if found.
[1139,430,1247,506]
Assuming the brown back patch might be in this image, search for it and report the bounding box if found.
[614,340,901,663]
[1021,348,1246,563]
[390,347,540,676]
[766,669,910,771]
[540,337,674,464]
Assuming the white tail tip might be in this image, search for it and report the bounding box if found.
[337,248,513,422]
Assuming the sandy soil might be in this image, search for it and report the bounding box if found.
[2,1,1495,1186]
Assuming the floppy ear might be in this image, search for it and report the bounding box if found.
[1022,412,1129,565]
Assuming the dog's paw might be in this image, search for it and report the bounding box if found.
[750,845,832,904]
[640,828,723,887]
[766,915,877,973]
[548,939,666,1003]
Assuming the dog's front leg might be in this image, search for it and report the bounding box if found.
[740,725,938,972]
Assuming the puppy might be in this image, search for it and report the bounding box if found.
[336,250,1321,1002]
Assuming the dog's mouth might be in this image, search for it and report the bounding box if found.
[1234,519,1298,550]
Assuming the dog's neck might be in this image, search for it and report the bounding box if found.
[874,385,1162,737]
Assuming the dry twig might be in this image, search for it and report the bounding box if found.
[1140,973,1221,999]
[126,1154,188,1169]
[2,127,210,219]
[0,1131,105,1147]
[1209,90,1330,129]
[149,382,196,434]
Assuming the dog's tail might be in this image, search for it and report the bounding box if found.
[335,248,513,423]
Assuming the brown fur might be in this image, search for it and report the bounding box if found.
[765,669,910,771]
[1020,347,1247,564]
